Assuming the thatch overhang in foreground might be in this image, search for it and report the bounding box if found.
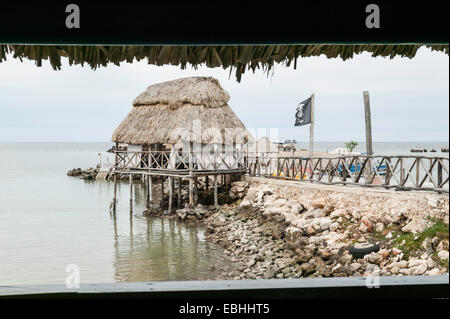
[112,76,252,146]
[1,44,448,82]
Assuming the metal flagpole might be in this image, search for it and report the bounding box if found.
[309,93,315,157]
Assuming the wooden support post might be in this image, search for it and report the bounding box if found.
[178,177,182,207]
[363,91,373,182]
[400,158,405,186]
[113,172,117,211]
[416,158,420,187]
[205,175,209,191]
[188,142,194,206]
[363,91,373,156]
[168,177,173,214]
[161,176,164,210]
[214,174,218,208]
[384,158,391,185]
[193,176,198,205]
[146,175,150,208]
[129,173,133,207]
[438,161,443,187]
[149,176,153,205]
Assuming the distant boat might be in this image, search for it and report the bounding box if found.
[411,147,426,153]
[430,149,437,152]
[442,146,449,153]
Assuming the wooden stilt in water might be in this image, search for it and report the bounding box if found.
[146,175,150,208]
[188,142,194,207]
[161,176,164,211]
[214,174,218,208]
[149,176,153,207]
[129,173,133,209]
[113,172,117,211]
[205,175,209,191]
[193,176,198,205]
[168,177,173,214]
[177,177,182,208]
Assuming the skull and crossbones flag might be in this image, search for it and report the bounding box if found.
[294,97,312,126]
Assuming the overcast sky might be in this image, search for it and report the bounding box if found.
[0,47,448,142]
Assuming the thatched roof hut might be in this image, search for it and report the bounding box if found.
[112,76,251,146]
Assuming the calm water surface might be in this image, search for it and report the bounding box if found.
[0,142,231,285]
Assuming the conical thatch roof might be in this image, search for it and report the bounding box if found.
[112,76,251,145]
[132,76,230,108]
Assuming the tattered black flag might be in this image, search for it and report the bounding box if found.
[294,97,312,126]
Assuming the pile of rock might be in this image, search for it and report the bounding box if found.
[229,181,250,201]
[67,167,99,180]
[203,180,449,280]
[175,204,216,222]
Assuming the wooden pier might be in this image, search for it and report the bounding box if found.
[246,153,449,193]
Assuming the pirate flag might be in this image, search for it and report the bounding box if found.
[294,97,312,126]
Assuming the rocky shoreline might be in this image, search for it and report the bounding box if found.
[67,167,99,180]
[200,179,449,279]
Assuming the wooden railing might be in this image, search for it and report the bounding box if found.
[114,150,246,172]
[114,150,449,192]
[246,153,449,193]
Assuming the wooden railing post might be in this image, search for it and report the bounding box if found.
[438,160,443,187]
[416,158,421,187]
[385,157,392,185]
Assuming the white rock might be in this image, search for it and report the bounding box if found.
[319,218,333,231]
[239,200,252,208]
[437,250,449,261]
[425,268,441,276]
[375,222,385,233]
[399,268,411,275]
[426,258,435,269]
[401,218,428,234]
[396,260,409,269]
[332,264,343,273]
[364,252,383,264]
[408,259,428,268]
[330,209,346,218]
[291,204,304,214]
[350,262,361,272]
[410,265,427,275]
[329,222,339,232]
[351,210,361,220]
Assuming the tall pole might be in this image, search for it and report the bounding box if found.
[309,93,315,157]
[363,91,373,183]
[363,91,373,156]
